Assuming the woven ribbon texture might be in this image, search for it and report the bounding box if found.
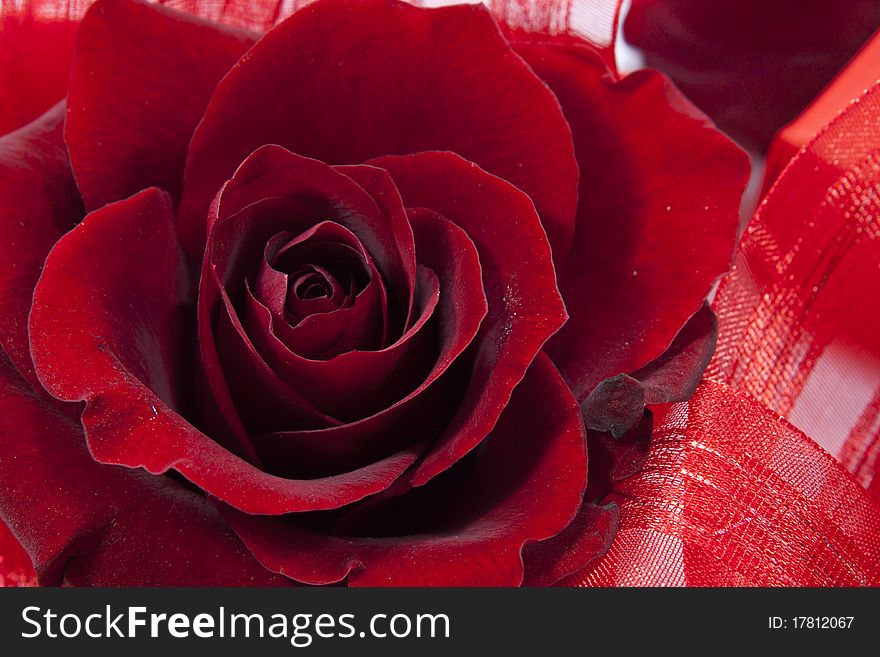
[572,82,880,586]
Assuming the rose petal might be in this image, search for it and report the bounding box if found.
[30,188,415,514]
[273,223,372,325]
[66,0,256,209]
[581,374,645,439]
[196,148,426,430]
[513,40,748,400]
[199,194,345,436]
[255,220,387,356]
[253,233,296,317]
[0,352,286,586]
[249,275,383,360]
[521,502,620,587]
[581,303,718,438]
[213,289,347,429]
[179,0,577,269]
[249,278,383,362]
[0,11,78,136]
[0,103,83,389]
[372,151,568,486]
[334,164,418,330]
[0,517,35,587]
[633,301,718,404]
[200,182,403,429]
[584,410,654,501]
[221,353,587,586]
[201,201,355,432]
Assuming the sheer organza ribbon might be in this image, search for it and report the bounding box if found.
[572,77,880,586]
[1,0,878,586]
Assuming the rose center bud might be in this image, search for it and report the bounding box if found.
[244,220,387,362]
[291,270,333,300]
[270,229,372,324]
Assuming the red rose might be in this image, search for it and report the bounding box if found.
[0,0,747,586]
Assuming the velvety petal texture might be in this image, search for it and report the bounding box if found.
[0,351,288,586]
[30,188,422,515]
[0,517,35,586]
[512,39,748,400]
[221,354,587,586]
[0,103,83,389]
[582,302,718,437]
[369,152,568,486]
[521,502,620,587]
[584,410,654,501]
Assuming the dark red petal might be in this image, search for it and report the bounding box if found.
[633,302,717,404]
[0,352,286,586]
[0,10,78,136]
[625,0,880,150]
[196,148,426,429]
[199,194,344,436]
[252,209,487,475]
[584,410,654,501]
[582,304,718,438]
[0,517,35,586]
[253,233,295,316]
[30,188,412,514]
[287,270,348,312]
[221,353,587,586]
[522,502,619,587]
[581,374,644,439]
[179,0,577,269]
[271,222,373,329]
[213,288,346,429]
[334,164,417,330]
[372,152,568,486]
[249,274,383,360]
[514,41,748,399]
[0,103,83,389]
[66,0,256,209]
[30,188,193,436]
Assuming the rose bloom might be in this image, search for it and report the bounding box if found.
[0,0,747,586]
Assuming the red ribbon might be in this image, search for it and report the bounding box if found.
[572,75,880,585]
